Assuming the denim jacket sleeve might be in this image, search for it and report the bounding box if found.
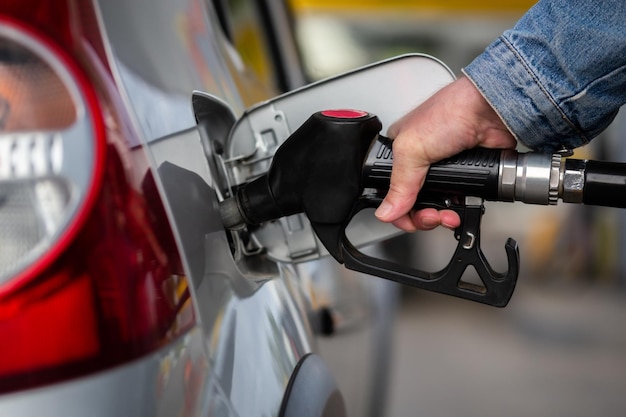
[462,0,626,153]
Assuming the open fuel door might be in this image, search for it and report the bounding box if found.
[207,54,455,263]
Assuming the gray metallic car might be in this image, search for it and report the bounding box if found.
[0,0,425,416]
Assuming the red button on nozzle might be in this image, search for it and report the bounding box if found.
[321,109,369,119]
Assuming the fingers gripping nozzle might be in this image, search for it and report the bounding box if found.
[219,110,520,307]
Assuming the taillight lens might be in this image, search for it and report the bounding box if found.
[0,21,98,287]
[0,7,195,393]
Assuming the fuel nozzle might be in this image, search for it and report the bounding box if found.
[219,110,520,307]
[220,109,382,232]
[219,109,626,307]
[220,115,566,231]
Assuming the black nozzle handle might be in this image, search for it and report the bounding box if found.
[363,138,503,201]
[231,110,383,228]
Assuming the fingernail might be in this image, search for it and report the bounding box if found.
[375,201,392,219]
[441,220,456,230]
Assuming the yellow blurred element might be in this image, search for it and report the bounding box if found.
[289,0,536,13]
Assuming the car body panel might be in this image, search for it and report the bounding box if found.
[96,1,314,415]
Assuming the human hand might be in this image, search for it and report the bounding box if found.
[374,76,517,232]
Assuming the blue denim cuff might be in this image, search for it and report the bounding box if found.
[462,37,590,153]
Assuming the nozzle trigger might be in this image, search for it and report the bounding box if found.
[313,196,519,308]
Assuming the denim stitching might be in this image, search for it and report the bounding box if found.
[500,36,590,145]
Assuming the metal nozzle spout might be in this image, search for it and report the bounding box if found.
[219,197,247,230]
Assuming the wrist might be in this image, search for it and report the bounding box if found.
[454,76,515,149]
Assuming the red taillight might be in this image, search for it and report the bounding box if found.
[0,4,194,392]
[0,273,99,375]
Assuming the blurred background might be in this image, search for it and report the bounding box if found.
[286,1,626,416]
